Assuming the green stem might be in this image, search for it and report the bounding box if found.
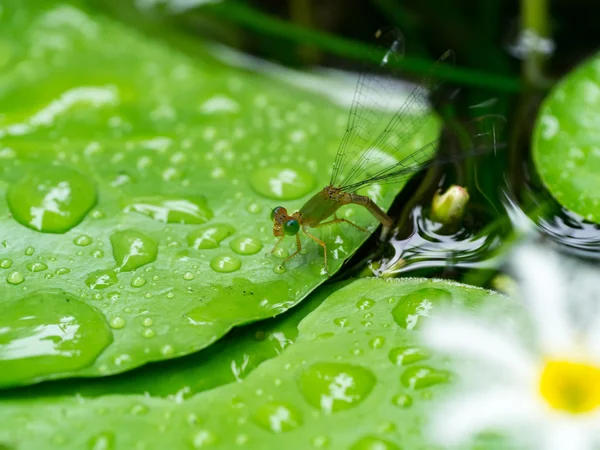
[521,0,551,88]
[200,2,521,92]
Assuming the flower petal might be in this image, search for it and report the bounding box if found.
[513,244,574,355]
[423,315,537,380]
[541,418,595,450]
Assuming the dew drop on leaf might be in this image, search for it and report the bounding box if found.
[250,165,315,200]
[85,269,118,290]
[0,258,12,269]
[110,229,158,272]
[299,362,376,413]
[388,346,431,366]
[400,365,450,390]
[350,435,400,450]
[73,235,93,246]
[6,166,97,233]
[186,224,235,250]
[391,289,453,330]
[229,236,263,255]
[252,402,303,433]
[391,393,413,408]
[6,271,24,285]
[210,255,242,273]
[124,196,213,224]
[26,262,48,272]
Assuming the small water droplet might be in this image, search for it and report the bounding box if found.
[125,196,213,224]
[109,316,126,329]
[92,249,104,258]
[391,289,453,330]
[130,404,148,416]
[6,271,24,285]
[229,236,263,255]
[311,435,330,448]
[388,346,430,366]
[110,229,158,272]
[356,297,375,310]
[333,317,349,328]
[299,363,375,413]
[273,264,287,274]
[161,344,174,356]
[192,430,218,448]
[142,317,153,327]
[24,246,35,256]
[272,247,289,259]
[142,328,155,338]
[187,224,235,249]
[350,436,400,450]
[7,166,97,233]
[210,255,242,273]
[26,262,48,272]
[74,235,93,246]
[245,202,262,214]
[401,365,450,389]
[369,336,385,349]
[56,267,70,275]
[131,276,146,288]
[88,432,114,450]
[391,393,413,408]
[252,402,303,433]
[0,258,13,269]
[85,269,118,290]
[183,271,195,281]
[250,165,316,200]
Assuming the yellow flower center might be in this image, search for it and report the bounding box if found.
[539,360,600,414]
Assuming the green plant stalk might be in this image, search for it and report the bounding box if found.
[521,0,551,87]
[201,2,521,92]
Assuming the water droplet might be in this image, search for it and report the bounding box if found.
[192,430,218,448]
[130,404,148,415]
[0,290,112,385]
[110,229,158,272]
[109,316,126,329]
[369,336,385,349]
[142,317,153,327]
[250,165,315,200]
[125,196,213,224]
[311,435,330,448]
[6,271,24,285]
[161,344,174,356]
[252,402,303,433]
[131,276,146,288]
[245,202,262,214]
[273,264,287,274]
[92,249,104,258]
[333,317,349,327]
[210,255,242,273]
[230,236,263,255]
[187,224,235,250]
[356,297,375,310]
[183,272,195,281]
[0,258,12,269]
[299,363,375,413]
[401,365,450,389]
[26,262,48,272]
[388,346,430,366]
[391,393,413,408]
[391,289,453,330]
[350,436,400,450]
[74,235,93,246]
[24,246,35,256]
[88,432,114,450]
[272,247,289,259]
[142,328,155,338]
[56,267,70,275]
[7,166,97,233]
[85,269,118,290]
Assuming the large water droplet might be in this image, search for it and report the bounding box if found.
[0,290,112,386]
[250,165,315,200]
[74,234,93,246]
[299,362,376,413]
[401,365,450,389]
[350,436,400,450]
[210,255,242,273]
[86,269,118,290]
[230,236,263,255]
[125,196,213,224]
[6,271,24,285]
[388,346,430,366]
[0,258,13,269]
[26,262,48,272]
[252,402,303,433]
[191,430,218,448]
[391,289,453,330]
[110,229,158,272]
[6,166,97,233]
[187,224,235,250]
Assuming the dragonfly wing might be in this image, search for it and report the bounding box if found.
[330,28,408,187]
[338,49,455,189]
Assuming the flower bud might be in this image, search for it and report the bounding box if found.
[430,185,470,225]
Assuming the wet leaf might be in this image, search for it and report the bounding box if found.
[0,1,440,386]
[0,278,509,449]
[532,52,600,222]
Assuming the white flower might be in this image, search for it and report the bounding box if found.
[423,244,600,450]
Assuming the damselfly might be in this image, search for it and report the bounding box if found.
[270,29,502,276]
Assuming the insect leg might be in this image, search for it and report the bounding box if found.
[349,193,394,240]
[282,233,302,265]
[270,236,285,254]
[302,227,330,276]
[314,216,368,233]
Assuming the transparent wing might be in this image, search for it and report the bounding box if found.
[336,48,454,189]
[340,114,507,192]
[329,28,407,187]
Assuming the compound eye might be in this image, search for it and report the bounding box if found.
[283,219,300,236]
[270,206,284,221]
